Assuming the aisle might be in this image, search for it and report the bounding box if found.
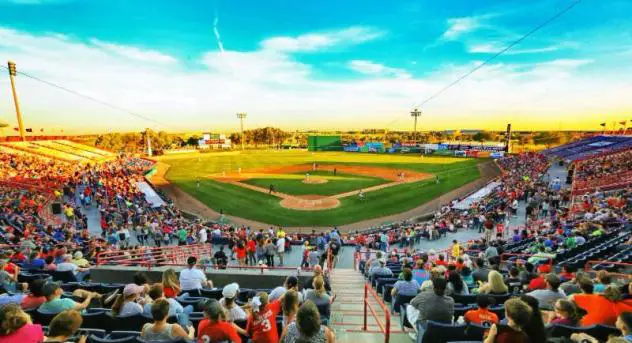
[329,269,411,343]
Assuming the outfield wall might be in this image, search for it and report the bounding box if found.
[307,135,343,151]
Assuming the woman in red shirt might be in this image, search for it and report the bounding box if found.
[161,268,181,298]
[233,241,247,266]
[197,299,241,343]
[247,292,282,343]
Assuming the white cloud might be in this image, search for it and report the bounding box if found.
[90,39,177,64]
[468,41,570,55]
[442,17,481,40]
[348,60,411,79]
[261,26,384,52]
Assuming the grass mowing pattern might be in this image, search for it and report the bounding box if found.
[240,170,390,196]
[164,151,482,226]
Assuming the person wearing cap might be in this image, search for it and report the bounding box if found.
[527,273,566,310]
[269,276,303,303]
[38,282,94,314]
[220,283,247,321]
[368,258,393,279]
[197,299,242,343]
[71,251,90,268]
[20,279,48,310]
[112,284,144,317]
[56,254,90,282]
[179,256,213,297]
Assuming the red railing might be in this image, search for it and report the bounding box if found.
[584,260,632,280]
[362,282,391,343]
[96,244,213,268]
[96,243,312,273]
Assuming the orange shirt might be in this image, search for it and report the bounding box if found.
[247,300,281,343]
[464,308,499,326]
[573,294,632,326]
[197,319,241,343]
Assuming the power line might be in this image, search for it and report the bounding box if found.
[0,65,172,129]
[386,0,583,128]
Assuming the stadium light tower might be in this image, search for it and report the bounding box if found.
[410,107,422,142]
[236,112,247,150]
[7,61,26,142]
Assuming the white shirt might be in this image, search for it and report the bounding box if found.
[219,298,247,321]
[56,262,79,275]
[179,268,207,291]
[198,229,207,243]
[276,238,285,253]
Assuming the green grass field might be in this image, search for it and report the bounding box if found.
[241,170,390,196]
[161,150,482,226]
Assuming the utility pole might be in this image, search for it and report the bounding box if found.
[236,112,247,150]
[410,107,422,142]
[7,61,26,141]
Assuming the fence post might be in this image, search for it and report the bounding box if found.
[363,283,368,331]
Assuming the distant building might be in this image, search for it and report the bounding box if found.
[443,129,483,135]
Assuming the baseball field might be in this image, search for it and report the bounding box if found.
[157,150,483,227]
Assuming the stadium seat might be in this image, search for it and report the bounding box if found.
[33,309,58,326]
[547,324,595,338]
[464,323,489,341]
[107,331,142,340]
[199,288,223,300]
[76,329,107,338]
[452,294,478,305]
[82,309,111,329]
[50,270,78,283]
[392,294,415,314]
[176,296,206,311]
[585,325,621,342]
[188,312,205,330]
[421,320,467,343]
[88,336,137,343]
[105,313,151,332]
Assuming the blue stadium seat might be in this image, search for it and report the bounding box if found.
[421,320,467,343]
[107,331,142,340]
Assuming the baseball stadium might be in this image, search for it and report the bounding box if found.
[0,1,631,343]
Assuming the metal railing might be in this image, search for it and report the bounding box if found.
[362,282,391,343]
[584,260,632,280]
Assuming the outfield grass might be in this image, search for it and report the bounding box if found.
[241,170,390,196]
[162,151,482,226]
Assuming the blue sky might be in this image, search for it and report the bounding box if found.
[0,0,631,133]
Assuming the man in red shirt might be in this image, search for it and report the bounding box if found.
[464,295,499,326]
[197,299,241,343]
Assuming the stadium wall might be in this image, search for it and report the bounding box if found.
[307,135,343,151]
[92,265,311,289]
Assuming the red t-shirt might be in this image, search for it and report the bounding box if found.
[247,240,256,253]
[234,247,246,259]
[197,319,241,343]
[247,300,281,343]
[464,308,499,326]
[163,286,177,298]
[528,276,546,290]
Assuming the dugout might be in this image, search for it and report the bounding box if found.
[307,135,343,151]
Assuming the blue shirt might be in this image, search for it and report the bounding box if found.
[412,269,430,286]
[0,294,25,306]
[39,298,77,313]
[393,280,420,296]
[25,259,45,270]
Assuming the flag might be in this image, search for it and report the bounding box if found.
[25,128,32,132]
[600,123,606,127]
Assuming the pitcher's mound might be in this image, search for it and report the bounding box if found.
[280,195,340,211]
[302,177,328,184]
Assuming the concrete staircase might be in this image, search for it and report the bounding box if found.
[329,268,412,343]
